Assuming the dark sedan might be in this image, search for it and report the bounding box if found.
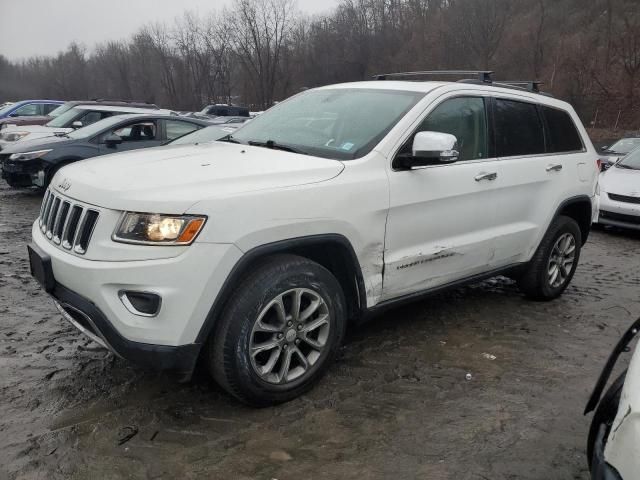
[0,114,209,189]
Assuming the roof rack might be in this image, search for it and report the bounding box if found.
[373,70,493,83]
[373,70,551,96]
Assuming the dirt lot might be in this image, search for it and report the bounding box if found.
[1,182,639,480]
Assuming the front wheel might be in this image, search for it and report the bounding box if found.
[517,215,582,300]
[206,254,346,406]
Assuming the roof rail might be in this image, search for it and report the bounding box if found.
[495,81,543,93]
[373,70,493,83]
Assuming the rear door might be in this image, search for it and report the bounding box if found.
[487,97,585,267]
[382,94,501,300]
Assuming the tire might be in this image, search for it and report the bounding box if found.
[206,254,346,406]
[517,215,582,300]
[586,371,626,468]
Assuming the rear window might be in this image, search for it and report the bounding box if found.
[494,99,545,157]
[543,106,583,153]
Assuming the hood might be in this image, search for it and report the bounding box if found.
[51,142,345,212]
[600,165,640,195]
[1,134,73,154]
[2,124,73,142]
[0,116,50,127]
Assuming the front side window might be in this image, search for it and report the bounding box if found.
[494,99,545,157]
[113,121,158,141]
[13,103,39,117]
[79,111,112,127]
[231,88,424,160]
[406,96,488,161]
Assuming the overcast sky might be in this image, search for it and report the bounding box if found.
[0,0,339,61]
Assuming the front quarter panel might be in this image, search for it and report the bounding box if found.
[188,152,390,307]
[605,340,640,479]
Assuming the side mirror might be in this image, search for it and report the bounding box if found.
[102,133,123,147]
[71,121,83,129]
[600,145,608,151]
[395,131,459,169]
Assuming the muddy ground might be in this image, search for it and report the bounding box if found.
[1,181,639,480]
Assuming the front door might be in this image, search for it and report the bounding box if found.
[382,95,500,301]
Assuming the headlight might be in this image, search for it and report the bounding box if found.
[1,131,30,142]
[9,149,52,161]
[113,212,207,245]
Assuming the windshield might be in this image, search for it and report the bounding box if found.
[617,149,640,170]
[48,103,73,118]
[607,138,640,154]
[66,115,136,139]
[169,125,231,145]
[46,107,84,127]
[0,103,17,116]
[231,88,425,160]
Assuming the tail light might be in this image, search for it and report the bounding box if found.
[596,158,602,171]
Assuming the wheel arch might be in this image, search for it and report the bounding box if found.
[554,195,593,245]
[194,234,367,345]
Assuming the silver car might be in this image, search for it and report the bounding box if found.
[597,148,640,230]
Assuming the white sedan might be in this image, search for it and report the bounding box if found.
[597,148,640,230]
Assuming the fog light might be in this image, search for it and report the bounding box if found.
[119,291,162,317]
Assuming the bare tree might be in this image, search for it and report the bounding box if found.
[227,0,295,108]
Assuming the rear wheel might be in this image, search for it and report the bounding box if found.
[518,215,582,300]
[206,254,346,406]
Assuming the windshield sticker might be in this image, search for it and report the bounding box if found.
[341,142,354,151]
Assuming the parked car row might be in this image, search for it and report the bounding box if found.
[0,98,251,189]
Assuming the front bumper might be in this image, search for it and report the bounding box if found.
[597,193,640,230]
[1,157,44,187]
[52,281,201,379]
[31,216,243,376]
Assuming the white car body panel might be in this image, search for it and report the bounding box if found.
[597,166,640,229]
[32,80,597,353]
[604,340,640,479]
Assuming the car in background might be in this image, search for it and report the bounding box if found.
[0,114,209,189]
[585,317,640,480]
[0,99,159,131]
[599,137,640,169]
[166,124,240,146]
[0,100,63,121]
[597,148,640,230]
[200,104,250,117]
[0,105,170,146]
[209,116,250,126]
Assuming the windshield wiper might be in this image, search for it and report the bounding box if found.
[218,134,240,144]
[616,163,637,170]
[248,140,307,155]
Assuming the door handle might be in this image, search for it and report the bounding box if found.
[546,164,563,172]
[474,172,497,182]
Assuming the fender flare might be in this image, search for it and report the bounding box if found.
[194,233,367,345]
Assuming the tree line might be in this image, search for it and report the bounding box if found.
[1,0,639,128]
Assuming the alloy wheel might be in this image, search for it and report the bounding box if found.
[249,288,331,385]
[547,232,576,288]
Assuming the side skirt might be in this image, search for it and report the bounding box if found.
[362,263,526,319]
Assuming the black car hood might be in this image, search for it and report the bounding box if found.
[1,135,76,154]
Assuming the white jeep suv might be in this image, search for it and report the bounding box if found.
[28,74,599,405]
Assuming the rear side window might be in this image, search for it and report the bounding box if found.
[165,120,200,141]
[542,106,583,153]
[494,99,545,157]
